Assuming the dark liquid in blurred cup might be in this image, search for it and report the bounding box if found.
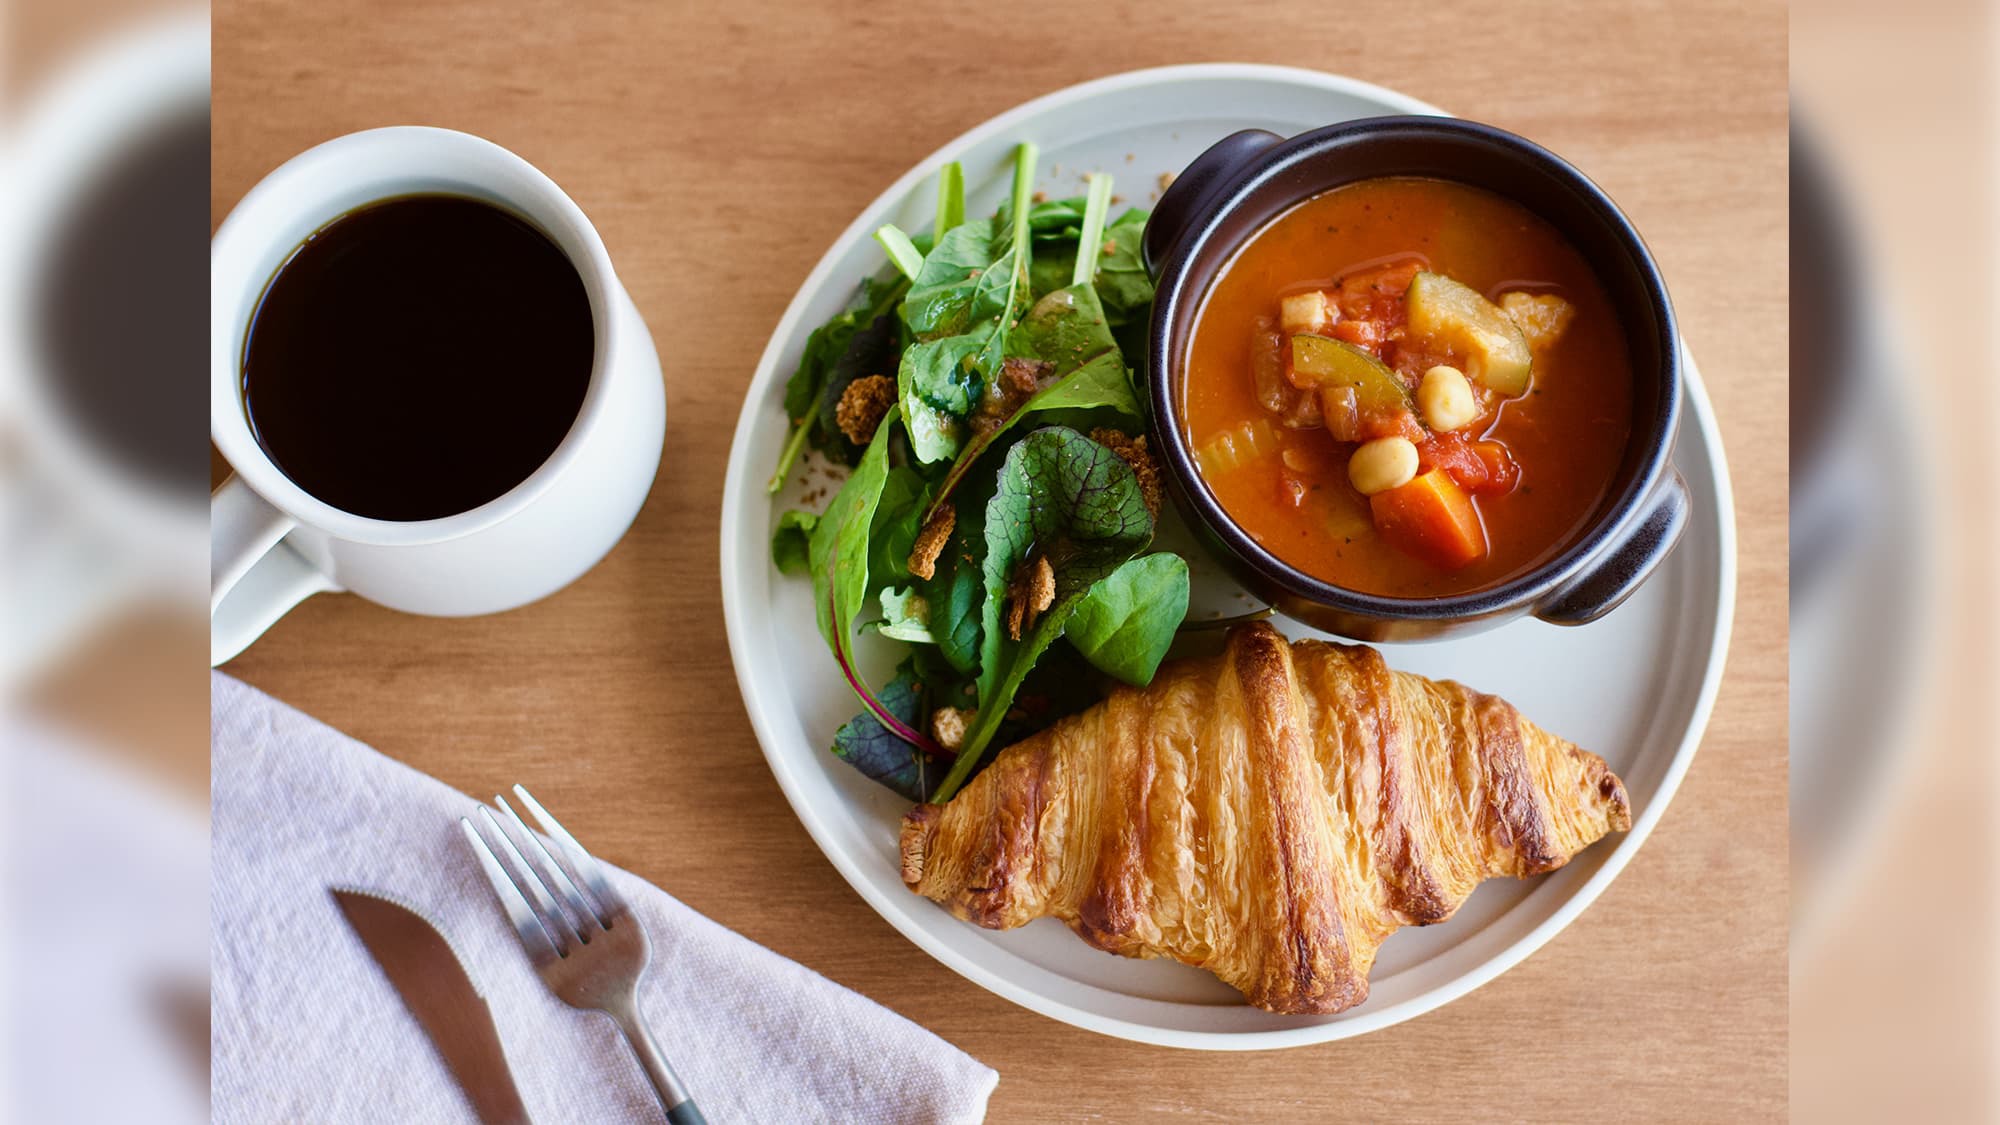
[35,110,210,500]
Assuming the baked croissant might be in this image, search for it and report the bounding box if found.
[900,622,1631,1014]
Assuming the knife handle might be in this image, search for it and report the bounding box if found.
[666,1102,708,1125]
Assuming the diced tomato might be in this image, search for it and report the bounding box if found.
[1331,318,1380,350]
[1471,440,1521,495]
[1361,409,1425,443]
[1413,432,1521,497]
[1334,260,1422,320]
[1415,431,1488,493]
[1384,337,1455,381]
[1369,469,1488,569]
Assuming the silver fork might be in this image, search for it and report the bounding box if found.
[461,786,708,1125]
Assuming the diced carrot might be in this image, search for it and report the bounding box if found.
[1370,469,1488,569]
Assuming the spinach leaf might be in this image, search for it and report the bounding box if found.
[768,273,907,492]
[829,658,937,801]
[805,404,947,756]
[1094,208,1155,327]
[771,509,819,575]
[897,328,989,464]
[1028,195,1089,238]
[1010,282,1121,378]
[783,319,844,422]
[875,586,934,644]
[928,427,1155,801]
[1065,552,1190,685]
[1028,204,1153,323]
[931,560,983,674]
[918,284,1141,524]
[919,491,987,676]
[867,466,930,591]
[1027,195,1087,299]
[901,217,1010,339]
[1028,250,1076,302]
[807,404,901,650]
[894,144,1041,465]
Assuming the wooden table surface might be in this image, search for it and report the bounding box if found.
[214,2,1789,1119]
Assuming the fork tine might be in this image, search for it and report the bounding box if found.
[512,784,626,917]
[475,806,583,953]
[495,793,603,933]
[459,817,561,963]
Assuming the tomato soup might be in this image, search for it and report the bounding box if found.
[1182,177,1633,598]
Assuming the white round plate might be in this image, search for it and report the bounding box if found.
[720,64,1737,1049]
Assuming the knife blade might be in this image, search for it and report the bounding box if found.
[332,887,532,1125]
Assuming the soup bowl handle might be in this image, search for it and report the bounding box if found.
[1143,129,1284,276]
[1535,471,1690,627]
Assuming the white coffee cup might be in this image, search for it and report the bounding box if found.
[209,127,665,666]
[2,11,210,693]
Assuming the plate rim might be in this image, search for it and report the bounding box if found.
[719,62,1740,1049]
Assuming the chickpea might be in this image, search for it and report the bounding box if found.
[1347,436,1419,496]
[1419,364,1479,432]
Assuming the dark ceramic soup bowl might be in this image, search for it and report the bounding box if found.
[1144,117,1689,642]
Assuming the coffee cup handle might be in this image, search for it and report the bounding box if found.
[210,477,337,666]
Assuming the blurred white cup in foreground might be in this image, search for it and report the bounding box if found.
[1,11,211,694]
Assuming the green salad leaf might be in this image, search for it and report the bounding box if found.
[867,466,931,591]
[895,143,1040,464]
[918,283,1139,527]
[1094,209,1155,326]
[813,310,902,464]
[1029,204,1154,325]
[897,330,988,463]
[768,272,908,492]
[768,149,1183,802]
[875,587,935,644]
[902,219,1010,338]
[929,427,1156,801]
[1065,553,1190,685]
[829,658,937,801]
[919,492,986,676]
[807,405,901,650]
[771,509,818,575]
[1027,195,1091,238]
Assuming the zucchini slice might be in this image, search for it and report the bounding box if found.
[1289,334,1410,417]
[1405,272,1532,396]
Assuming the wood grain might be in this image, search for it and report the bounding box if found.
[213,1,1789,1118]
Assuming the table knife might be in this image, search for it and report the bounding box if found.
[332,887,532,1125]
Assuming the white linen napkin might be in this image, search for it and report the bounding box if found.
[211,672,998,1124]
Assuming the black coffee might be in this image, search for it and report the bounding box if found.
[38,109,210,499]
[241,194,593,521]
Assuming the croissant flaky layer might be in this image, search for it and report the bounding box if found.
[900,622,1631,1015]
